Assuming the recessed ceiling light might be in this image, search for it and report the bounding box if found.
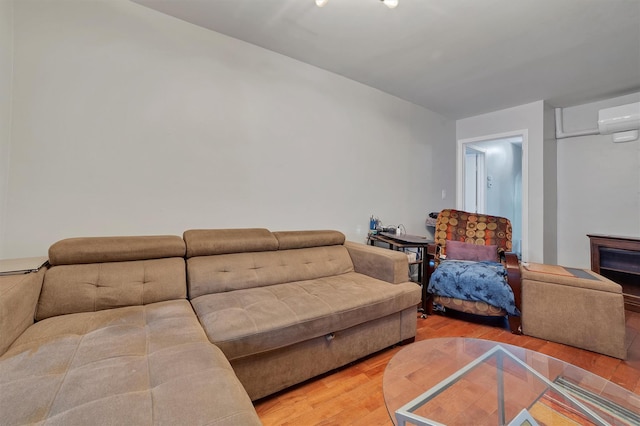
[382,0,399,8]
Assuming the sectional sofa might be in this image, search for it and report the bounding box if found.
[0,229,421,425]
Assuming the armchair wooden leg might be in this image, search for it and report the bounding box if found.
[508,315,522,335]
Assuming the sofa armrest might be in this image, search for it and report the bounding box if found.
[0,267,46,355]
[344,241,409,284]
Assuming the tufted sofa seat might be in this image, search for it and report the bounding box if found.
[0,236,261,426]
[185,228,421,400]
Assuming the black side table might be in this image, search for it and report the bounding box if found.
[368,232,433,317]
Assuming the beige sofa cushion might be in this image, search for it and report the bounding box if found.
[191,272,421,360]
[184,228,346,259]
[36,258,186,321]
[49,235,185,265]
[184,228,278,258]
[188,246,355,298]
[39,235,189,320]
[273,230,345,249]
[0,268,46,356]
[0,300,261,426]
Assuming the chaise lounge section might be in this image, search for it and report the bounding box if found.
[0,235,261,425]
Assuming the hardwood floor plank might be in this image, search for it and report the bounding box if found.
[254,310,640,425]
[349,405,392,426]
[611,362,640,391]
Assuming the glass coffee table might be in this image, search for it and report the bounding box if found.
[383,338,640,426]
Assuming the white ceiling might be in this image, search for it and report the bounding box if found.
[133,0,640,119]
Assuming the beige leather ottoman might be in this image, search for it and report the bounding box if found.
[521,263,626,359]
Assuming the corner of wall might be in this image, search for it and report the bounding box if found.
[542,103,558,264]
[0,0,15,259]
[555,92,640,268]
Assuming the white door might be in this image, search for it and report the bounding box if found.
[464,147,486,213]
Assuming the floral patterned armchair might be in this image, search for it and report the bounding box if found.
[425,209,522,334]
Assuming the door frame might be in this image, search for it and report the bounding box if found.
[463,144,487,214]
[456,130,529,260]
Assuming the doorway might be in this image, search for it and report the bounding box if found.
[457,132,527,259]
[464,145,486,214]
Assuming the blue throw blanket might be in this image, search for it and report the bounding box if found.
[427,260,520,316]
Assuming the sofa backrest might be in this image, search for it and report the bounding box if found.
[184,229,354,299]
[434,209,513,256]
[36,235,187,321]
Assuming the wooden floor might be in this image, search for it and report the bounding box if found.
[254,310,640,425]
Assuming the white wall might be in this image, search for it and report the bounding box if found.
[556,92,640,268]
[3,0,454,257]
[457,101,553,263]
[0,1,13,259]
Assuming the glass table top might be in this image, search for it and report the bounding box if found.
[382,338,640,426]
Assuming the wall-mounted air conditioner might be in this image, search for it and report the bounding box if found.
[597,102,640,143]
